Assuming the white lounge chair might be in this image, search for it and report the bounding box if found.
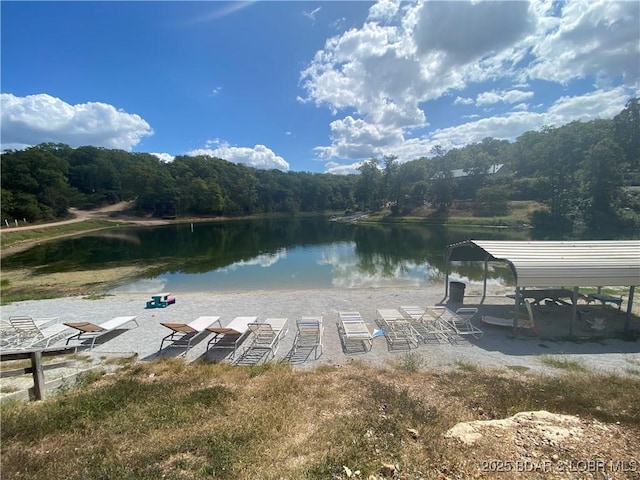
[159,316,221,354]
[242,318,289,363]
[4,316,71,349]
[292,316,324,359]
[206,316,257,360]
[439,307,483,340]
[400,306,454,343]
[376,308,420,348]
[64,316,139,349]
[338,311,375,352]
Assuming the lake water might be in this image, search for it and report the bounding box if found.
[3,217,633,293]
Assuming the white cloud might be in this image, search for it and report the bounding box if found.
[0,93,153,151]
[476,89,534,106]
[528,0,640,85]
[188,140,289,171]
[299,0,639,173]
[454,96,474,105]
[303,7,321,23]
[151,152,175,163]
[324,160,363,175]
[367,0,400,23]
[412,1,534,65]
[429,86,634,150]
[315,116,404,161]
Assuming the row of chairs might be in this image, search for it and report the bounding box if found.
[1,315,140,350]
[3,307,483,362]
[339,306,484,352]
[159,316,326,364]
[1,315,325,365]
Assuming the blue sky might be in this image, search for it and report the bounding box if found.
[2,1,639,174]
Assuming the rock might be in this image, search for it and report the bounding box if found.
[380,463,397,477]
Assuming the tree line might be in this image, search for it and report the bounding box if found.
[2,98,638,231]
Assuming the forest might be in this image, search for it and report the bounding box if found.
[1,98,639,232]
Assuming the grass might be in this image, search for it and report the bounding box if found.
[2,359,638,480]
[540,355,588,372]
[398,351,424,372]
[455,359,479,372]
[0,220,123,250]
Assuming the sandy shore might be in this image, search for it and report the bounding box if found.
[2,284,639,377]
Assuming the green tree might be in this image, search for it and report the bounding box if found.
[580,138,625,228]
[355,158,382,210]
[426,145,454,211]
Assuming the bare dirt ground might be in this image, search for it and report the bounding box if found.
[3,200,166,233]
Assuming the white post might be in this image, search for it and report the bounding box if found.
[4,219,8,227]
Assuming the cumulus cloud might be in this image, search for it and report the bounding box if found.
[454,96,474,105]
[528,0,640,85]
[412,1,533,65]
[476,89,534,106]
[368,0,400,23]
[429,86,634,151]
[0,93,153,151]
[299,0,639,172]
[324,160,363,175]
[151,152,175,163]
[188,140,289,171]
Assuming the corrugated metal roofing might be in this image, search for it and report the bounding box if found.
[447,240,640,287]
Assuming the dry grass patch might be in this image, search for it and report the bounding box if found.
[1,359,639,480]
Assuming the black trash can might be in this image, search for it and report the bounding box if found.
[449,281,466,303]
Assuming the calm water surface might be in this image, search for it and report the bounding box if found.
[4,217,630,293]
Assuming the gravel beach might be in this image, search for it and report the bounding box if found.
[2,284,639,377]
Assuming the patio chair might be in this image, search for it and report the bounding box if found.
[292,316,324,359]
[376,308,420,349]
[64,316,139,349]
[338,311,375,352]
[4,316,71,349]
[439,307,483,340]
[206,316,257,360]
[159,316,220,354]
[241,318,289,363]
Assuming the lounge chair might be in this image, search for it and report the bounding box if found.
[241,318,289,363]
[399,306,425,320]
[64,316,139,349]
[439,307,483,340]
[159,316,220,354]
[4,316,71,349]
[338,311,375,352]
[481,300,538,335]
[376,309,420,349]
[292,316,324,359]
[400,306,453,343]
[206,316,257,360]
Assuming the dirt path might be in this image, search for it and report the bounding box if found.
[3,201,136,232]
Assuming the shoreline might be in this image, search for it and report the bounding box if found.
[2,285,638,379]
